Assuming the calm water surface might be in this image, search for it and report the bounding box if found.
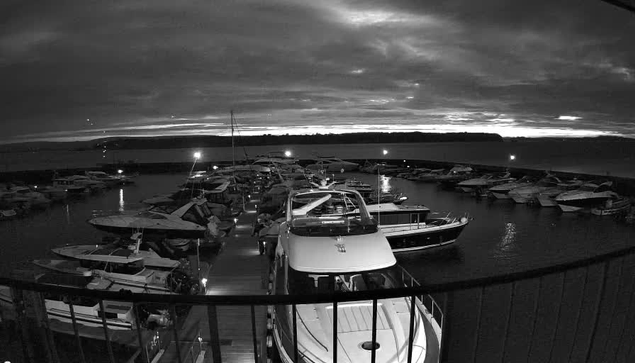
[2,140,635,178]
[1,172,634,284]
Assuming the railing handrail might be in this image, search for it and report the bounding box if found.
[3,242,635,305]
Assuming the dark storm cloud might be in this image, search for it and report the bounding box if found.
[1,0,634,143]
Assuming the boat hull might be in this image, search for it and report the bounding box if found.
[382,218,468,252]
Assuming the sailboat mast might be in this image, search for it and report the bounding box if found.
[231,110,235,169]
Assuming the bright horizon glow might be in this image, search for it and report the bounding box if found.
[0,123,629,145]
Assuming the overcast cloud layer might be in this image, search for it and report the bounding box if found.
[1,0,634,143]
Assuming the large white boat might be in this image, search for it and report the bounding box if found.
[267,185,442,363]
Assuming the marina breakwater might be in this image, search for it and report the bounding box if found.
[2,157,635,197]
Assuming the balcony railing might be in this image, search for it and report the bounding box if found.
[2,242,635,363]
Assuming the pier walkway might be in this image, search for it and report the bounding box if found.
[157,199,269,363]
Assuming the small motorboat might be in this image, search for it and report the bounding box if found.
[591,196,632,216]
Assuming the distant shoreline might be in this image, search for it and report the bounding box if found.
[1,132,633,153]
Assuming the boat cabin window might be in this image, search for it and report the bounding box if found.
[287,267,400,294]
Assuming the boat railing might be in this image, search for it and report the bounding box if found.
[399,266,444,333]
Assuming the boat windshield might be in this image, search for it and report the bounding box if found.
[287,266,402,294]
[288,190,377,236]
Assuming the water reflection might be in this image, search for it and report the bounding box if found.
[119,188,125,212]
[64,204,70,225]
[498,222,517,253]
[380,175,392,193]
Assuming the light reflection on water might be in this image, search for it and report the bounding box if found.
[118,188,125,212]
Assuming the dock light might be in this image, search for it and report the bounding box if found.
[201,277,208,287]
[509,154,516,161]
[212,165,218,170]
[234,218,238,223]
[193,151,202,160]
[285,150,292,157]
[117,169,123,174]
[383,149,388,155]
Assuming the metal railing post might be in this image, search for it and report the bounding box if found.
[98,299,116,363]
[292,304,299,363]
[371,298,378,363]
[407,294,416,363]
[68,300,87,363]
[332,301,338,363]
[251,305,259,363]
[133,303,148,363]
[171,304,183,363]
[207,305,222,363]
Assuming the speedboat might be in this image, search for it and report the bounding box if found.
[488,175,536,200]
[555,181,617,213]
[456,172,515,194]
[51,240,181,270]
[267,185,442,363]
[508,175,564,204]
[366,203,469,252]
[306,156,360,172]
[88,199,212,238]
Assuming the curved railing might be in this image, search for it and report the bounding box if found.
[3,242,635,363]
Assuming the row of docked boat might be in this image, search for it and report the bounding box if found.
[0,168,261,333]
[393,165,633,215]
[0,170,137,220]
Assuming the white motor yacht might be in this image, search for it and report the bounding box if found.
[555,181,617,212]
[267,185,442,363]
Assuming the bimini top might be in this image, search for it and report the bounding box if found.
[283,187,396,273]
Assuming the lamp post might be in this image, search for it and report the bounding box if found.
[190,151,202,177]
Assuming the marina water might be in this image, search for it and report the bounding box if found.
[1,172,633,284]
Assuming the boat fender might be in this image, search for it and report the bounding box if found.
[460,217,468,223]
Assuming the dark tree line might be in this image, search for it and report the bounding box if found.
[93,132,503,150]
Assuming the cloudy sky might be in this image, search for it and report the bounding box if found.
[1,0,634,143]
